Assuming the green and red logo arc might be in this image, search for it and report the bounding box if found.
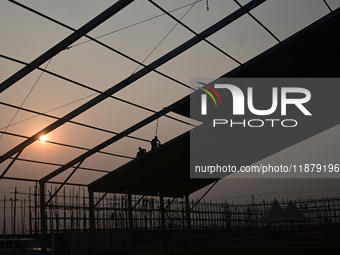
[197,82,223,107]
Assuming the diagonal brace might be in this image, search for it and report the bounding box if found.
[0,0,134,94]
[0,0,266,166]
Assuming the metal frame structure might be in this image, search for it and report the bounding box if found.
[0,1,266,253]
[1,0,339,254]
[0,0,135,94]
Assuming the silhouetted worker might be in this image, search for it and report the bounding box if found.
[136,147,146,158]
[151,136,161,150]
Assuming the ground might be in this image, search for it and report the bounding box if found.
[135,240,340,255]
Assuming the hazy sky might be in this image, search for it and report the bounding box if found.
[1,0,340,203]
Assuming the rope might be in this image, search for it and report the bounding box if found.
[0,54,193,130]
[71,0,203,48]
[133,0,200,74]
[155,118,159,136]
[8,1,193,90]
[149,0,242,65]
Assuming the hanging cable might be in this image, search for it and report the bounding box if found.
[148,0,242,65]
[71,0,204,48]
[206,0,209,11]
[0,58,53,141]
[8,0,193,90]
[0,0,266,168]
[155,118,159,136]
[0,54,193,130]
[133,0,199,74]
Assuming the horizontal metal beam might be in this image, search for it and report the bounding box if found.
[0,54,190,128]
[45,160,84,206]
[0,176,87,187]
[0,0,134,94]
[7,0,191,90]
[148,0,242,65]
[0,0,266,166]
[0,150,22,180]
[0,131,134,161]
[39,96,189,183]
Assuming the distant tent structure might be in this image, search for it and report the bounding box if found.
[284,200,310,222]
[257,199,294,223]
[257,199,310,223]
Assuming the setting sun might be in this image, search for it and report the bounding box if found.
[39,135,47,141]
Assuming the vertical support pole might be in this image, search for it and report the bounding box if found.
[34,183,38,235]
[21,199,24,234]
[88,187,95,255]
[159,194,166,252]
[29,187,32,235]
[185,194,193,250]
[63,188,66,231]
[13,186,17,235]
[127,193,134,254]
[2,195,6,235]
[39,181,47,255]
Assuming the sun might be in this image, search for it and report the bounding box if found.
[39,135,47,141]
